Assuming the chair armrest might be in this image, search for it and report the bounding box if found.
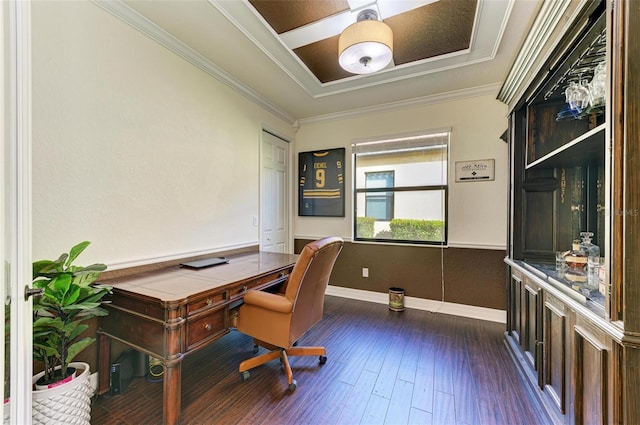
[243,290,293,314]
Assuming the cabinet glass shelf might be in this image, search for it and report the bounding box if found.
[521,261,606,316]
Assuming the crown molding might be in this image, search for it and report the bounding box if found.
[91,0,296,126]
[298,82,503,126]
[497,0,577,108]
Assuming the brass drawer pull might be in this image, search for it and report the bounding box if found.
[204,323,212,331]
[242,285,248,292]
[205,298,212,306]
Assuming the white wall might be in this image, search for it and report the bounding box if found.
[31,1,295,267]
[295,94,509,249]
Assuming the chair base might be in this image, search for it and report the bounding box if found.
[239,339,326,391]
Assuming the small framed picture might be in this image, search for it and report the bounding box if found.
[455,159,495,182]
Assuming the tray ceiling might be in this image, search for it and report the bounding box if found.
[250,0,477,84]
[112,0,543,121]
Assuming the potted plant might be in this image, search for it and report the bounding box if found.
[31,241,111,425]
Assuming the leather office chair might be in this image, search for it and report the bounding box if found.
[236,236,344,391]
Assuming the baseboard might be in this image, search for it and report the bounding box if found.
[325,285,506,323]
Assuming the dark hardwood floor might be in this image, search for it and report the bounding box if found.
[91,295,549,424]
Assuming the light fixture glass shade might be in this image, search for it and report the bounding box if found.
[338,19,393,74]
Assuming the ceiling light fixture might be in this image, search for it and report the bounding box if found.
[338,9,393,75]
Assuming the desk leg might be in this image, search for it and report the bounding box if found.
[163,360,181,425]
[97,331,111,395]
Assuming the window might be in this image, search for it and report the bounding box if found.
[365,171,394,221]
[353,129,449,245]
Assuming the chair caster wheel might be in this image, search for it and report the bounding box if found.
[319,355,327,365]
[241,371,250,382]
[252,344,259,354]
[288,380,297,392]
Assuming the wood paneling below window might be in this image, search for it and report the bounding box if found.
[295,239,506,310]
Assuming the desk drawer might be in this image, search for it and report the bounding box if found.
[229,270,290,299]
[186,308,226,350]
[187,292,226,316]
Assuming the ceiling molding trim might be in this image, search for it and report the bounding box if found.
[213,0,512,100]
[313,0,512,98]
[497,0,572,107]
[209,0,317,97]
[314,48,477,97]
[298,82,502,126]
[490,0,516,58]
[91,0,296,125]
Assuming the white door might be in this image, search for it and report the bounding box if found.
[3,1,34,423]
[260,131,289,253]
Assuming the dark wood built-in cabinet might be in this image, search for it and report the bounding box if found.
[499,1,640,423]
[513,2,607,266]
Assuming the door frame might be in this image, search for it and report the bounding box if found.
[2,0,34,422]
[259,127,293,253]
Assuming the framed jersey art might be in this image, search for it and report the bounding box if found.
[298,148,345,217]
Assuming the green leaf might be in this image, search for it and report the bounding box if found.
[66,241,90,268]
[33,343,59,357]
[33,316,64,330]
[65,337,95,364]
[32,278,50,289]
[32,260,57,278]
[68,325,89,341]
[54,252,68,264]
[77,263,107,273]
[72,271,101,288]
[77,286,111,304]
[63,321,88,340]
[47,274,72,301]
[63,302,102,312]
[61,284,81,306]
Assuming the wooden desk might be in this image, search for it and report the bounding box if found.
[97,251,298,425]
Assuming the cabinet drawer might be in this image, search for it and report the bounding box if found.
[229,270,289,299]
[186,308,226,350]
[187,292,226,315]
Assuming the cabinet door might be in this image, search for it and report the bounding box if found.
[523,282,542,375]
[573,320,611,425]
[521,169,559,261]
[543,293,568,415]
[507,272,543,384]
[507,273,523,344]
[521,166,589,262]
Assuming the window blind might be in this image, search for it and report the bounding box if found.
[351,127,451,155]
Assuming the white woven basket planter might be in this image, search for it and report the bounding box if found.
[32,362,92,425]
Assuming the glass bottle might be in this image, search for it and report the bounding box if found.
[565,239,587,271]
[579,231,600,258]
[564,240,588,286]
[581,231,601,288]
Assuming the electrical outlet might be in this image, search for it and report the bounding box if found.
[252,216,258,226]
[362,267,369,278]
